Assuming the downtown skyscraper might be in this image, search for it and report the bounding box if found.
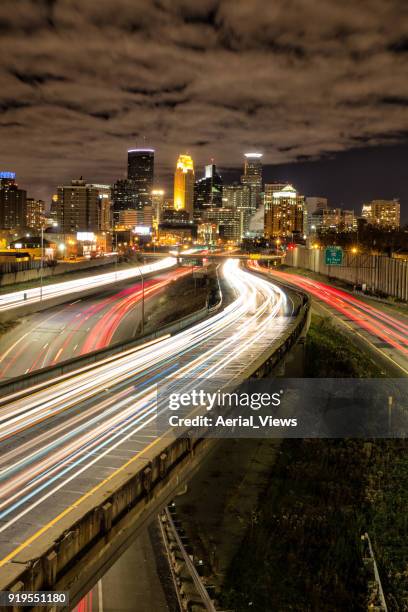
[194,162,223,210]
[174,154,195,220]
[264,183,305,239]
[0,172,27,230]
[127,148,155,209]
[241,152,263,211]
[113,148,155,224]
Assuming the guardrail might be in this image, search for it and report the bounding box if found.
[362,533,388,611]
[0,272,310,611]
[159,506,217,611]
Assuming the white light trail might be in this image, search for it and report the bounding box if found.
[0,257,177,311]
[0,260,292,550]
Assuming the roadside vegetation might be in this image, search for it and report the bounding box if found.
[220,315,405,611]
[141,266,219,334]
[0,319,18,338]
[305,314,385,377]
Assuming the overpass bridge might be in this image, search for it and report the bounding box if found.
[144,250,283,262]
[0,261,309,610]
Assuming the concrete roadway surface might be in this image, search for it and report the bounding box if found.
[250,262,408,376]
[0,260,298,567]
[0,266,191,381]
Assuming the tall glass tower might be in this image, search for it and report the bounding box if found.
[241,152,263,211]
[127,148,155,209]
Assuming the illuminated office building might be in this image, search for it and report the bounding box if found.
[241,152,263,210]
[86,184,112,231]
[0,172,27,230]
[118,209,138,228]
[305,197,328,235]
[112,179,137,224]
[55,179,99,233]
[222,183,251,238]
[26,198,45,231]
[264,183,305,239]
[151,189,165,226]
[310,208,356,233]
[127,148,155,209]
[361,199,400,229]
[201,207,240,242]
[174,154,195,220]
[194,162,223,210]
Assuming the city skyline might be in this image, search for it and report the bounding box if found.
[2,142,407,222]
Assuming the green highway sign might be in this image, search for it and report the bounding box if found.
[325,246,343,266]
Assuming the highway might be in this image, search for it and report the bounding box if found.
[0,266,191,380]
[0,260,297,567]
[251,263,408,376]
[0,257,176,311]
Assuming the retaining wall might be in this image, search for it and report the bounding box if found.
[0,256,117,287]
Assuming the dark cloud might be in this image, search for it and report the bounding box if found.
[0,0,407,204]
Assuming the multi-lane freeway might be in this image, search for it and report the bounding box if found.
[0,257,176,312]
[0,266,191,380]
[0,260,297,568]
[250,263,408,376]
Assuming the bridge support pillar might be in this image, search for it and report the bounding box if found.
[159,452,168,478]
[142,466,152,493]
[9,581,24,612]
[102,502,113,534]
[45,550,58,587]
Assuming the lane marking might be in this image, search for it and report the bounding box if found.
[98,579,103,612]
[53,348,63,363]
[0,436,160,567]
[0,332,30,365]
[315,302,408,376]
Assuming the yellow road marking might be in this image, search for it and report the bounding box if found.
[0,435,161,568]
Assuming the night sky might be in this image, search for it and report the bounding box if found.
[0,1,407,219]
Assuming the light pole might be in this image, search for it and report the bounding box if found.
[135,262,145,335]
[141,268,144,334]
[115,231,118,282]
[39,220,57,301]
[40,224,44,301]
[140,265,145,334]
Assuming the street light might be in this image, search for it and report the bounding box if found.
[40,220,58,301]
[134,263,145,335]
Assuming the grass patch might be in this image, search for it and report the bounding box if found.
[305,314,385,377]
[221,439,370,612]
[0,319,18,337]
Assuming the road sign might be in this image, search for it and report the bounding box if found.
[249,253,261,260]
[325,246,343,266]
